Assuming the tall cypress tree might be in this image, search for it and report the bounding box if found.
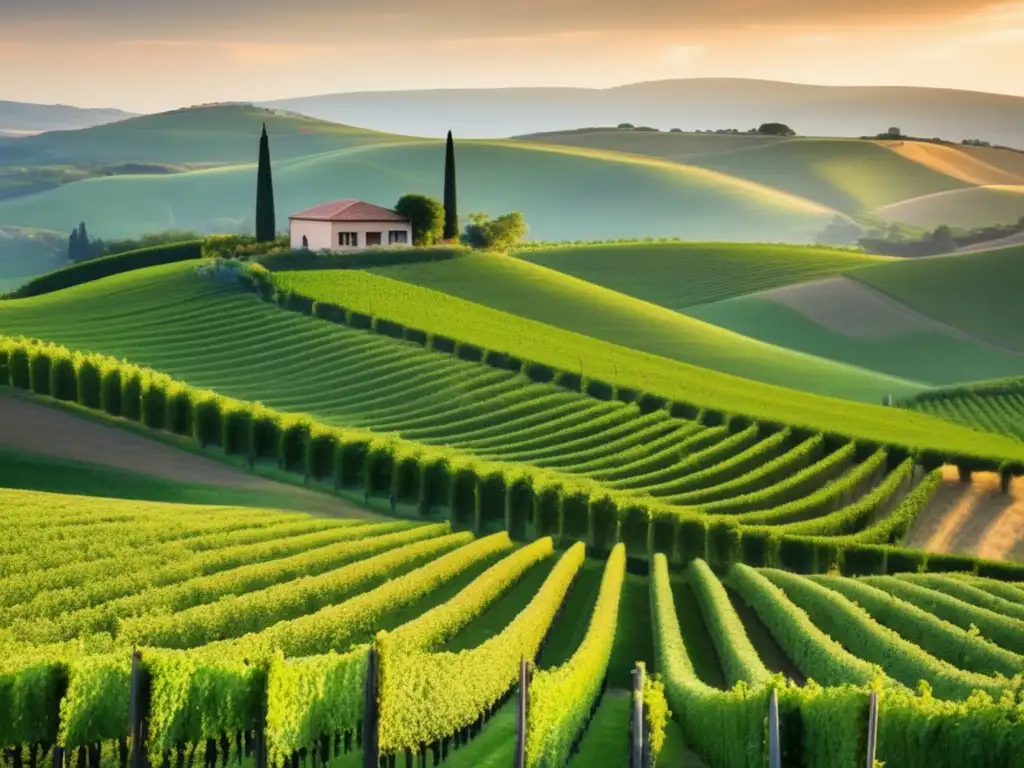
[443,130,458,240]
[255,123,276,243]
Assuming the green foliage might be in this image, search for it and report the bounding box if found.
[462,211,528,250]
[395,193,445,246]
[526,544,625,767]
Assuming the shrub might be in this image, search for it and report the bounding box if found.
[841,545,886,576]
[648,511,677,558]
[8,346,30,389]
[375,318,406,341]
[455,343,484,363]
[99,364,121,416]
[885,547,925,575]
[75,357,102,409]
[638,394,668,415]
[140,375,168,429]
[419,458,451,517]
[619,502,650,555]
[249,406,281,461]
[450,465,478,528]
[534,483,562,537]
[304,427,338,481]
[525,363,555,384]
[190,392,220,447]
[348,312,373,330]
[615,387,638,405]
[485,351,522,373]
[706,521,742,571]
[585,378,614,401]
[393,453,422,502]
[668,401,700,420]
[507,474,535,540]
[405,328,428,348]
[49,352,77,402]
[279,418,313,472]
[28,347,52,396]
[164,383,192,436]
[589,494,619,557]
[677,518,707,565]
[554,371,582,393]
[925,553,979,574]
[560,486,590,541]
[477,471,508,532]
[365,440,397,495]
[429,335,456,354]
[312,301,347,324]
[0,345,8,384]
[775,535,816,574]
[121,369,143,421]
[221,404,253,456]
[335,434,371,490]
[739,529,775,568]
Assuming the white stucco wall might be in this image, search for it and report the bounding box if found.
[289,219,413,251]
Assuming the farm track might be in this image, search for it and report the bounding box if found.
[0,393,381,518]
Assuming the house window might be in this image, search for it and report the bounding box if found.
[301,235,309,248]
[338,232,358,247]
[365,232,382,247]
[388,230,408,245]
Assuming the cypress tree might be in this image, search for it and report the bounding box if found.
[443,130,458,240]
[68,229,79,262]
[255,123,276,243]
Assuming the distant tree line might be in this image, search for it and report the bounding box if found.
[615,122,797,136]
[857,217,1024,257]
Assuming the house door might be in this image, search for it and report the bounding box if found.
[365,232,382,247]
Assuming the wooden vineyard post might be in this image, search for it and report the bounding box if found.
[362,647,380,768]
[630,665,644,768]
[128,648,144,768]
[865,690,879,768]
[514,657,531,768]
[767,688,781,768]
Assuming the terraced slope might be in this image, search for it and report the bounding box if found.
[334,252,917,401]
[2,261,1022,468]
[0,140,838,242]
[849,245,1024,353]
[513,242,891,311]
[900,377,1024,442]
[3,491,1022,768]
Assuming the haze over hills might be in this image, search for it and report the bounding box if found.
[260,79,1024,147]
[0,100,134,136]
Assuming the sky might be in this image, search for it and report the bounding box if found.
[2,0,1024,111]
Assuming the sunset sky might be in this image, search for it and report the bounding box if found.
[2,0,1024,111]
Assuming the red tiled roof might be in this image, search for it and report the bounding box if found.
[288,199,409,222]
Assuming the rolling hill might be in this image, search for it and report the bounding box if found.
[259,78,1024,148]
[0,100,133,136]
[849,245,1024,353]
[0,140,839,242]
[0,104,407,165]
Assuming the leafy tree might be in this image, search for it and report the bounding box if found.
[68,228,79,262]
[617,123,635,129]
[255,123,276,243]
[461,211,527,250]
[931,224,955,253]
[757,122,796,136]
[443,131,458,240]
[395,194,445,246]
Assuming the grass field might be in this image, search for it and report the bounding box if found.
[0,139,838,243]
[302,252,923,401]
[874,186,1024,229]
[4,261,1023,466]
[849,245,1024,352]
[514,241,891,310]
[687,294,1024,386]
[3,492,1021,768]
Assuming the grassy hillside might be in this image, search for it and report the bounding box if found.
[849,245,1024,353]
[2,104,407,165]
[514,242,890,311]
[2,261,1021,462]
[874,186,1024,229]
[517,133,973,214]
[0,140,838,243]
[322,252,915,401]
[688,295,1024,386]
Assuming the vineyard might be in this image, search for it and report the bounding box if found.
[3,488,1023,767]
[901,377,1024,444]
[2,252,1024,768]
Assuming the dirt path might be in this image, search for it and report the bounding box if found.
[0,394,381,518]
[905,466,1024,562]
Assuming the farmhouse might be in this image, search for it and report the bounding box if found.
[288,199,412,251]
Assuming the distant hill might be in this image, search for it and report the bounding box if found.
[0,104,408,165]
[260,79,1024,148]
[0,100,133,135]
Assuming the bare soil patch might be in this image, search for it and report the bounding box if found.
[0,394,379,518]
[905,466,1024,563]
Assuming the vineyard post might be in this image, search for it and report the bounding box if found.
[514,657,529,768]
[362,647,380,768]
[865,690,879,768]
[630,664,644,768]
[128,648,144,768]
[767,688,781,768]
